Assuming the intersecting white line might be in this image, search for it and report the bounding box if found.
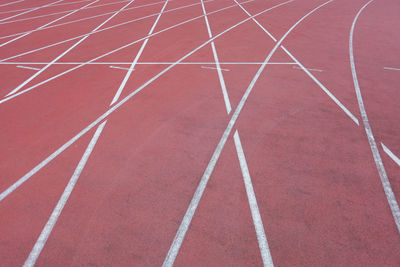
[234,0,359,125]
[23,1,171,265]
[162,2,336,266]
[349,0,400,233]
[0,0,219,62]
[233,131,274,267]
[0,61,296,65]
[200,0,231,113]
[0,0,99,48]
[0,0,92,15]
[5,0,137,97]
[0,0,256,104]
[0,0,63,22]
[0,0,167,40]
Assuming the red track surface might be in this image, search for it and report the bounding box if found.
[1,0,400,266]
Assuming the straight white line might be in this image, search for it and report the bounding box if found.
[0,0,218,62]
[0,0,24,7]
[233,0,359,125]
[109,65,135,71]
[382,143,400,167]
[0,0,99,48]
[162,2,333,266]
[23,2,170,264]
[292,65,323,72]
[0,0,167,39]
[384,67,400,71]
[201,65,229,71]
[350,0,400,233]
[0,62,296,65]
[233,131,274,267]
[110,0,169,105]
[283,46,359,125]
[16,65,40,71]
[0,0,292,206]
[0,0,257,104]
[5,0,136,97]
[0,0,63,22]
[201,0,231,113]
[23,121,107,267]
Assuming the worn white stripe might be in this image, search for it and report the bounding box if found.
[5,0,136,97]
[201,65,229,71]
[0,0,24,7]
[233,131,274,267]
[23,121,107,267]
[0,0,257,104]
[384,67,400,71]
[0,0,62,22]
[162,2,334,266]
[16,65,40,71]
[0,0,291,205]
[201,0,231,113]
[350,0,400,233]
[109,65,135,71]
[0,0,99,48]
[382,143,400,167]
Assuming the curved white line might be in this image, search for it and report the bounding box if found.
[349,0,400,233]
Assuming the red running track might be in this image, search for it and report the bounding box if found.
[0,0,400,266]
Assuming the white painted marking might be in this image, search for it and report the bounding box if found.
[0,0,167,40]
[233,0,359,125]
[0,0,291,205]
[0,0,99,48]
[292,65,323,72]
[162,2,333,266]
[0,0,24,7]
[23,121,107,267]
[0,0,91,15]
[5,0,137,97]
[110,0,170,105]
[233,131,274,267]
[0,0,257,104]
[16,65,40,71]
[200,0,231,113]
[283,46,359,125]
[201,65,229,71]
[109,66,135,71]
[384,67,400,71]
[382,143,400,167]
[350,0,400,233]
[0,0,62,22]
[0,61,296,65]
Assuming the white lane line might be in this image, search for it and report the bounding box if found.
[233,131,274,267]
[0,0,24,7]
[0,0,257,104]
[233,0,359,126]
[16,65,40,71]
[0,0,99,48]
[201,65,229,71]
[0,0,91,15]
[292,65,323,72]
[109,65,135,71]
[201,0,231,113]
[110,0,170,105]
[0,0,220,62]
[283,46,359,125]
[384,67,400,71]
[0,61,295,65]
[162,2,333,266]
[0,0,167,39]
[23,121,107,267]
[5,0,137,97]
[0,0,292,206]
[0,0,63,22]
[23,1,170,264]
[350,0,400,233]
[382,143,400,167]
